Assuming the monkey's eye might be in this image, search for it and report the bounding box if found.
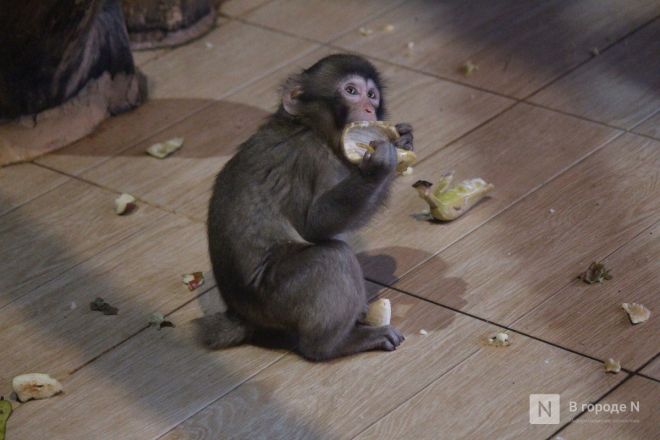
[345,85,358,95]
[367,89,377,99]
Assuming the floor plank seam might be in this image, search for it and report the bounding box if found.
[153,352,289,440]
[389,128,626,282]
[66,284,218,377]
[0,168,70,219]
[349,347,483,440]
[523,14,660,103]
[217,0,277,19]
[508,220,660,327]
[0,205,172,314]
[546,351,660,440]
[367,277,642,376]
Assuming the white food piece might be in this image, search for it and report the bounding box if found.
[419,329,428,336]
[341,121,416,172]
[12,373,63,402]
[359,27,373,36]
[488,331,511,347]
[383,24,395,32]
[364,298,391,327]
[205,41,213,48]
[146,137,184,159]
[621,303,650,324]
[604,358,621,373]
[401,166,413,176]
[407,41,415,50]
[114,193,136,215]
[549,208,556,214]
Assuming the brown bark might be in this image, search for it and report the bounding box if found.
[0,0,145,166]
[122,0,216,49]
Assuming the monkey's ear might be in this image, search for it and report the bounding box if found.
[282,79,304,116]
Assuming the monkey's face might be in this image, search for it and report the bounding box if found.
[337,75,380,123]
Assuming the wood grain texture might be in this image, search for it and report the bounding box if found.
[355,333,625,440]
[79,99,268,221]
[0,213,210,397]
[140,20,318,99]
[35,98,211,176]
[354,103,619,284]
[334,0,660,98]
[640,357,660,380]
[633,110,660,140]
[0,163,68,216]
[394,133,660,324]
[530,20,660,129]
[243,0,405,43]
[218,0,272,17]
[160,289,487,440]
[132,48,169,67]
[5,289,285,440]
[513,222,659,370]
[555,376,660,439]
[0,180,168,309]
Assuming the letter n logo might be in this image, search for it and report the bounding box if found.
[529,394,560,424]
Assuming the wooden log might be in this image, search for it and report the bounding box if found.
[122,0,216,49]
[0,0,145,166]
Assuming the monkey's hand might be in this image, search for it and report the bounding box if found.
[360,140,398,179]
[394,123,414,151]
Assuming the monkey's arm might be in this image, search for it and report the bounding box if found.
[303,141,396,241]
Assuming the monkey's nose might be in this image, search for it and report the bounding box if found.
[365,106,373,114]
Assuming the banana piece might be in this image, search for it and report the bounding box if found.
[413,173,494,221]
[12,373,63,402]
[364,298,391,327]
[341,121,417,173]
[0,397,11,440]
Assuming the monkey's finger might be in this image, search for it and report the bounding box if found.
[395,123,413,136]
[394,136,414,151]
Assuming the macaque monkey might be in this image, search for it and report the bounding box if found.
[205,54,413,361]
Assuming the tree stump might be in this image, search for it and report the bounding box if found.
[0,0,146,166]
[122,0,216,50]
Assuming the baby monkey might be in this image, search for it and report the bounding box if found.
[205,54,413,361]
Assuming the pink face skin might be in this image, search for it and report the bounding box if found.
[339,75,380,122]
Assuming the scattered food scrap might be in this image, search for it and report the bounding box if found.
[604,358,621,373]
[419,329,429,336]
[621,303,650,324]
[90,297,118,315]
[405,41,415,56]
[341,121,417,173]
[401,166,413,176]
[205,41,213,49]
[413,172,494,221]
[579,261,612,284]
[487,331,511,347]
[359,27,373,36]
[460,60,478,76]
[146,137,184,159]
[548,208,556,214]
[114,193,136,215]
[383,24,395,32]
[364,298,391,327]
[149,312,175,330]
[182,272,205,291]
[590,47,600,56]
[0,397,11,439]
[12,373,63,402]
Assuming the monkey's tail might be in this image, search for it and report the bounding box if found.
[199,312,252,349]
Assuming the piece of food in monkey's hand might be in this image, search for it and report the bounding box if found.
[114,193,136,215]
[90,297,118,315]
[149,312,175,330]
[487,332,511,347]
[579,261,612,284]
[413,173,494,221]
[621,303,650,324]
[341,121,417,173]
[182,272,205,291]
[401,166,413,176]
[12,373,63,402]
[604,358,621,374]
[364,298,391,327]
[0,396,11,439]
[146,137,184,159]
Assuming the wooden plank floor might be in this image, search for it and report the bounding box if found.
[1,1,658,439]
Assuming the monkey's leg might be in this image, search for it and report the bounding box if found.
[264,240,404,361]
